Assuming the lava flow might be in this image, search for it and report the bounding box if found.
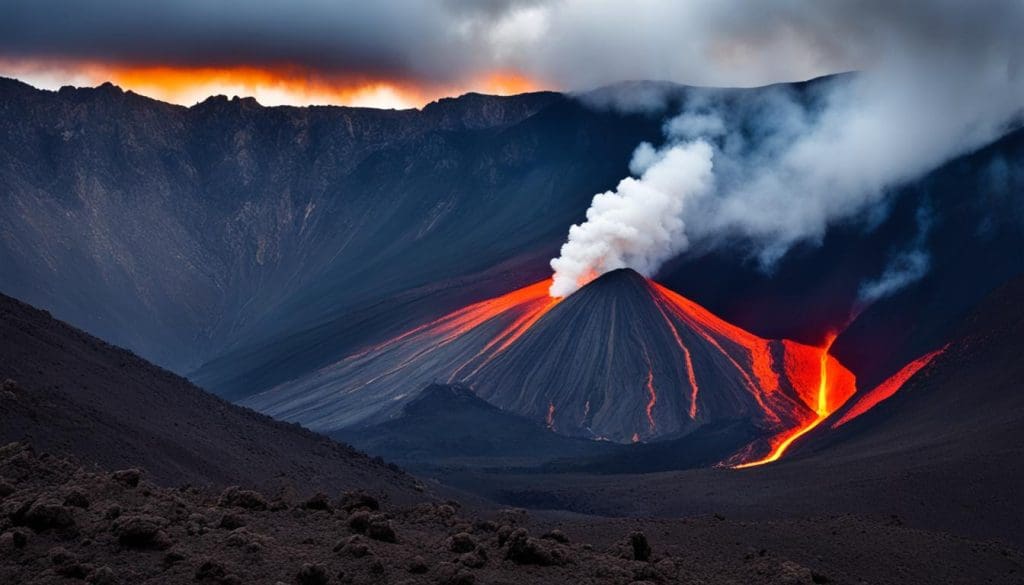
[832,346,947,429]
[733,333,848,469]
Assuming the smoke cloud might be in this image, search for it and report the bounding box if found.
[548,1,1024,296]
[858,206,933,304]
[549,141,714,297]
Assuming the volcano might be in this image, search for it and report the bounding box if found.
[247,269,860,458]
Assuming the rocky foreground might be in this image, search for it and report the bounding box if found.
[0,441,854,585]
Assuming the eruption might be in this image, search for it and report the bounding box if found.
[247,269,942,466]
[549,141,713,297]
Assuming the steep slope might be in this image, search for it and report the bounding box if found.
[247,269,856,450]
[0,292,423,501]
[0,77,661,387]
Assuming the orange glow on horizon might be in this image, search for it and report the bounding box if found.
[0,59,543,109]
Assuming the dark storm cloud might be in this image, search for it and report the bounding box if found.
[1,0,1021,91]
[0,1,484,82]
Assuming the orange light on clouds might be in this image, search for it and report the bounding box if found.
[0,59,543,109]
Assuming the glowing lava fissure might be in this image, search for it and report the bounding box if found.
[249,268,930,465]
[832,346,947,429]
[732,333,852,469]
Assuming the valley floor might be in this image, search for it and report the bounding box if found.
[2,442,1022,585]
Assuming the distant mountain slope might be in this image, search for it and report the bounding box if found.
[333,383,622,470]
[0,76,575,374]
[0,292,424,501]
[2,75,1022,411]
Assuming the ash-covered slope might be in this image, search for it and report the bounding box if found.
[0,76,653,383]
[0,292,423,501]
[249,269,855,446]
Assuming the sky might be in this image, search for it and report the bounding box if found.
[0,0,880,108]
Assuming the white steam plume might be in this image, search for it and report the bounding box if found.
[549,2,1023,297]
[858,206,933,304]
[548,142,713,297]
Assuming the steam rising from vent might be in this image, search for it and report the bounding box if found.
[859,206,933,304]
[549,142,714,297]
[550,1,1024,298]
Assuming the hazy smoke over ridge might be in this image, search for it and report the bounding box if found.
[549,1,1024,297]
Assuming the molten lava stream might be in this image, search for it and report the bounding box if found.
[734,333,841,469]
[831,346,947,428]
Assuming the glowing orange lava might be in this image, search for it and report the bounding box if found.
[641,346,658,431]
[733,333,854,469]
[832,346,946,428]
[652,300,701,419]
[652,282,782,423]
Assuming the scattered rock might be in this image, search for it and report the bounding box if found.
[339,490,379,513]
[163,549,186,566]
[63,489,90,509]
[194,559,227,582]
[24,499,75,531]
[87,566,118,585]
[436,561,476,585]
[103,505,121,520]
[655,558,676,577]
[113,514,171,549]
[366,514,397,543]
[1,529,28,549]
[218,486,268,511]
[629,531,652,562]
[0,480,14,499]
[449,532,477,553]
[302,492,331,511]
[295,563,330,585]
[497,524,514,546]
[459,547,488,568]
[334,534,372,558]
[408,556,428,574]
[49,546,76,565]
[776,560,815,585]
[111,469,141,488]
[541,528,569,543]
[505,528,559,566]
[474,520,497,532]
[348,509,371,533]
[218,513,246,530]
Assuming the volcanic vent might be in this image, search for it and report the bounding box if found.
[247,269,856,447]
